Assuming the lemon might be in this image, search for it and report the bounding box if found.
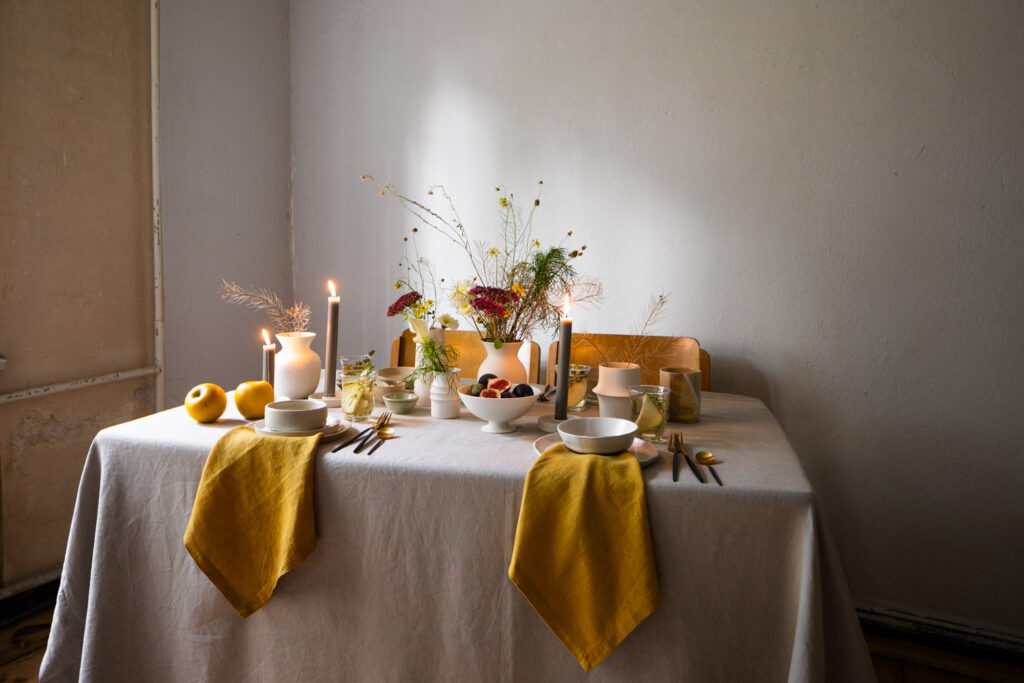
[341,382,363,413]
[634,392,665,433]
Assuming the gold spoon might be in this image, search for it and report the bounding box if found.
[696,451,724,486]
[365,426,396,455]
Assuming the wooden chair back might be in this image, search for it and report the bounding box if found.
[545,334,710,391]
[389,329,542,384]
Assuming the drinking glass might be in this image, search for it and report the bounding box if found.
[338,353,373,374]
[628,385,670,443]
[338,369,377,422]
[557,364,591,412]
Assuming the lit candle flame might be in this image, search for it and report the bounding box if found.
[328,280,337,298]
[262,329,271,345]
[562,293,572,319]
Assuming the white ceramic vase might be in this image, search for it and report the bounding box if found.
[274,332,322,399]
[592,362,642,420]
[412,325,446,407]
[429,370,461,419]
[477,341,527,385]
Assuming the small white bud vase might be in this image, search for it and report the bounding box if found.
[478,341,528,385]
[412,325,446,407]
[593,362,642,420]
[274,332,322,399]
[429,370,461,419]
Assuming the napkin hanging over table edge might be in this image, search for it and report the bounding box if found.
[184,425,321,618]
[509,444,660,670]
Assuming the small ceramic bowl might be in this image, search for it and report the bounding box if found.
[264,399,328,432]
[457,385,540,433]
[557,416,638,454]
[383,391,418,415]
[374,367,415,403]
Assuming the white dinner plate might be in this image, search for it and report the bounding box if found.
[533,434,661,468]
[251,417,350,441]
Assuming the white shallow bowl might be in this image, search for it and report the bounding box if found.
[557,417,638,454]
[457,385,540,433]
[264,399,328,432]
[374,367,415,403]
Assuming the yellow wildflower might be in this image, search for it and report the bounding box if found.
[511,284,526,297]
[489,247,500,257]
[499,197,508,208]
[393,281,401,290]
[532,239,540,249]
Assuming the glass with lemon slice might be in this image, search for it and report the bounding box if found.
[628,385,670,443]
[557,364,591,412]
[338,368,377,422]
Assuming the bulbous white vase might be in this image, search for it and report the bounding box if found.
[274,332,321,399]
[592,362,641,420]
[477,341,527,385]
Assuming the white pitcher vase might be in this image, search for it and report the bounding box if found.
[477,341,527,385]
[274,332,322,399]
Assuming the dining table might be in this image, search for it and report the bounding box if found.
[39,391,874,682]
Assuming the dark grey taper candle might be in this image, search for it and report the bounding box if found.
[262,330,275,385]
[324,281,340,397]
[554,298,572,420]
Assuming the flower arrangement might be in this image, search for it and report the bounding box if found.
[365,175,601,345]
[219,280,311,332]
[386,289,458,344]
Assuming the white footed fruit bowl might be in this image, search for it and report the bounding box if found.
[457,385,540,433]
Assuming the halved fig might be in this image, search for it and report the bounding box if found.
[480,388,502,398]
[488,377,512,391]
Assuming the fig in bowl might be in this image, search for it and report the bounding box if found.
[457,384,539,434]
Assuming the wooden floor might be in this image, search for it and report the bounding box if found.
[2,585,1023,682]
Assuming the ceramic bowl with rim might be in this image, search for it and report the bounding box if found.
[457,385,540,433]
[264,399,328,432]
[383,391,418,415]
[557,416,638,454]
[374,366,415,403]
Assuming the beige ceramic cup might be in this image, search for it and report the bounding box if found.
[660,367,701,423]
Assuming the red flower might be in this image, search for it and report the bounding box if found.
[470,295,506,319]
[387,291,421,317]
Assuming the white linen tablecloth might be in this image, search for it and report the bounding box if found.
[40,393,874,682]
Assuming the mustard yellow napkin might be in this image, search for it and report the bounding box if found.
[508,444,659,670]
[184,425,321,617]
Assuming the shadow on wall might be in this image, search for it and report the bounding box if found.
[709,355,773,411]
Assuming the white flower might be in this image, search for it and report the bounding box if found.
[438,313,459,330]
[448,279,473,310]
[407,317,430,344]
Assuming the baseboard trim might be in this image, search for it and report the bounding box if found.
[858,605,1024,659]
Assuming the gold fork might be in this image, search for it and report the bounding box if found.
[333,411,391,452]
[354,412,392,453]
[673,432,705,484]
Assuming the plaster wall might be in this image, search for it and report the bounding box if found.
[289,0,1024,637]
[0,0,154,587]
[159,0,294,405]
